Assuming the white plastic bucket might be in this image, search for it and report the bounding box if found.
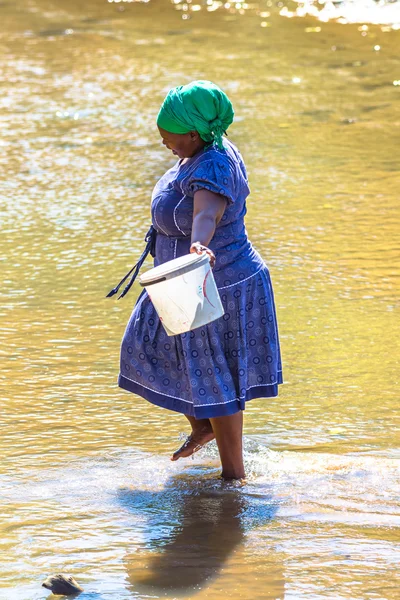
[139,253,224,336]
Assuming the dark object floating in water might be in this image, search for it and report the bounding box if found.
[38,29,75,37]
[361,103,391,113]
[362,82,391,91]
[166,29,192,35]
[298,109,333,121]
[42,574,84,596]
[80,17,108,23]
[328,61,368,69]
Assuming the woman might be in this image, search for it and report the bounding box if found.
[110,81,283,480]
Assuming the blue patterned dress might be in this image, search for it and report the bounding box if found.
[118,139,283,419]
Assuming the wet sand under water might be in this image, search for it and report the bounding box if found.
[0,0,399,598]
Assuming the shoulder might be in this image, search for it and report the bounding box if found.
[208,140,248,181]
[183,140,244,178]
[203,139,243,166]
[183,148,231,186]
[179,141,247,204]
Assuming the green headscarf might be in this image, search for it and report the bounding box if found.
[157,80,234,150]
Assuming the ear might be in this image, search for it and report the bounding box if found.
[189,130,200,142]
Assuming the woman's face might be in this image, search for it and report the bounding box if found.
[158,127,204,159]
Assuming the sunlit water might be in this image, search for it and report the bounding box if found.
[0,0,399,598]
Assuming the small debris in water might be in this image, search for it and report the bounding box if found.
[42,574,84,596]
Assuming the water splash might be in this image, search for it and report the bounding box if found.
[0,443,399,599]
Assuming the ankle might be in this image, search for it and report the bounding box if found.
[221,469,245,481]
[193,422,213,434]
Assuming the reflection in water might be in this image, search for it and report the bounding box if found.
[0,447,399,599]
[279,0,400,27]
[120,477,282,597]
[0,0,399,597]
[169,0,400,28]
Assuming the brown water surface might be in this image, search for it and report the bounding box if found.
[0,0,399,598]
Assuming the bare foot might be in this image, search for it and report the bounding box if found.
[171,424,215,461]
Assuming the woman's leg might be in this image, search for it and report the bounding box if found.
[171,415,215,461]
[209,411,245,480]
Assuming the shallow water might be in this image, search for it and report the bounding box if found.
[0,0,399,598]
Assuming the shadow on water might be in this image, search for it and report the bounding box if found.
[118,473,280,597]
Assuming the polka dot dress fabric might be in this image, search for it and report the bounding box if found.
[118,140,283,419]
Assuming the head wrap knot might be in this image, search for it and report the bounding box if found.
[210,117,222,129]
[157,80,234,150]
[210,117,223,132]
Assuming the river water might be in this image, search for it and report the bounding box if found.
[1,0,399,598]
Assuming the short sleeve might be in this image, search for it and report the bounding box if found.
[183,157,236,205]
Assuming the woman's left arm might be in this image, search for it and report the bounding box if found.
[190,189,227,267]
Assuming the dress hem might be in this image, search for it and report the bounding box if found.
[118,373,283,419]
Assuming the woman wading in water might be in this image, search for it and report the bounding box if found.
[109,81,283,480]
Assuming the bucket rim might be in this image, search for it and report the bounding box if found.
[139,252,209,286]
